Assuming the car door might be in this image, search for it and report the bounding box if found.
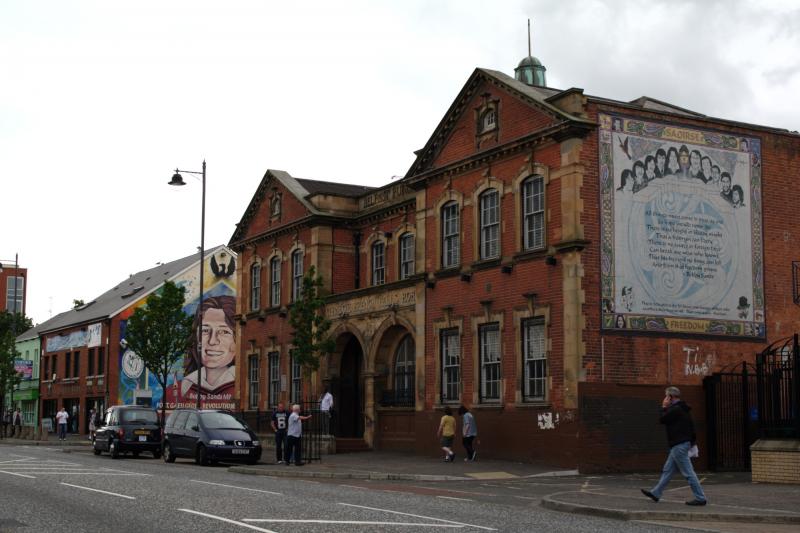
[95,409,113,450]
[182,413,200,455]
[168,411,189,456]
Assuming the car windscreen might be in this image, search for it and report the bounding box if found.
[120,409,158,425]
[200,412,247,430]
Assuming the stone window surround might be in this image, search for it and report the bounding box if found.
[395,223,417,280]
[287,242,306,303]
[363,231,389,286]
[511,160,550,255]
[432,313,464,406]
[265,250,284,308]
[513,303,552,405]
[433,188,464,271]
[470,307,505,405]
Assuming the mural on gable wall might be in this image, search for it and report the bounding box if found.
[118,249,238,410]
[599,114,765,338]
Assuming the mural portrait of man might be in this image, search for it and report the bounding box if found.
[182,295,237,400]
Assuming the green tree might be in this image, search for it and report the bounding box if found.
[124,281,193,427]
[72,299,85,309]
[288,266,335,390]
[0,311,33,414]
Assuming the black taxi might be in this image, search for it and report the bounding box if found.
[93,405,161,459]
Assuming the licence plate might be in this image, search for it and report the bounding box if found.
[138,436,147,442]
[134,430,149,435]
[231,449,249,455]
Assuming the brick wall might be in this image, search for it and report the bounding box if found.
[752,448,800,484]
[578,382,707,473]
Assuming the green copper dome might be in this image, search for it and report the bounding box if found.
[515,55,547,87]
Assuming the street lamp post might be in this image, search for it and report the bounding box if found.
[168,160,206,409]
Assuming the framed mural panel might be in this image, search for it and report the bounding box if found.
[599,113,764,338]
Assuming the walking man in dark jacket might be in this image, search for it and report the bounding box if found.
[642,386,707,506]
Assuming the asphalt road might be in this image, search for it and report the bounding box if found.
[0,445,689,533]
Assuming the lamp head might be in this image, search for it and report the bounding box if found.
[168,171,186,186]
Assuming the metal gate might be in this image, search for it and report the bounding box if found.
[704,363,758,471]
[756,334,800,439]
[300,400,323,463]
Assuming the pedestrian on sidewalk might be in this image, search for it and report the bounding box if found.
[641,386,707,506]
[2,409,10,438]
[286,404,312,466]
[437,406,456,462]
[319,387,334,436]
[11,408,22,437]
[459,405,477,461]
[55,406,69,442]
[271,402,290,464]
[88,408,97,441]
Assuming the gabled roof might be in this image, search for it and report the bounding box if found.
[296,178,375,198]
[229,169,377,245]
[37,246,229,335]
[405,67,595,178]
[16,321,47,343]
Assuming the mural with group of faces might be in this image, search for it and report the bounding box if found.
[599,114,764,338]
[117,250,238,409]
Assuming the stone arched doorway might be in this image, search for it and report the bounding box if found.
[331,333,365,439]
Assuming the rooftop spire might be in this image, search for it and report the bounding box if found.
[515,18,547,88]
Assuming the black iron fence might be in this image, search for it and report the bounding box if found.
[231,401,324,463]
[756,334,800,439]
[704,362,758,471]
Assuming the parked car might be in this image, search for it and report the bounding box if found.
[162,409,261,466]
[93,405,161,459]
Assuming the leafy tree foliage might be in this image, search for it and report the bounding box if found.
[0,311,33,412]
[288,266,334,379]
[124,281,193,425]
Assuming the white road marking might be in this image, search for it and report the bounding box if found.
[61,482,136,500]
[338,484,369,490]
[242,518,463,528]
[28,472,148,476]
[338,503,497,531]
[190,480,282,495]
[0,470,36,478]
[436,496,474,502]
[178,509,278,533]
[0,457,36,464]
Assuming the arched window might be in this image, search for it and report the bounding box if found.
[441,202,460,268]
[479,188,500,259]
[394,335,415,406]
[291,250,304,302]
[249,263,261,311]
[522,175,545,250]
[399,233,415,280]
[269,256,281,307]
[480,109,496,133]
[372,241,385,286]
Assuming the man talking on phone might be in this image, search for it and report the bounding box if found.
[641,386,707,506]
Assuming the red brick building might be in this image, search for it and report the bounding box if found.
[0,259,27,315]
[230,55,800,468]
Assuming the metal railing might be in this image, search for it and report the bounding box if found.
[756,334,800,439]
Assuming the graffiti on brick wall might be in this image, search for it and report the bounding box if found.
[537,412,559,429]
[683,345,716,376]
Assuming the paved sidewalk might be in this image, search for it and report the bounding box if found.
[541,471,800,526]
[230,450,577,481]
[0,434,91,447]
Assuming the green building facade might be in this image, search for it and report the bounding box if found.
[7,328,41,426]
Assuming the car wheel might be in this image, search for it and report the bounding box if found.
[195,444,209,466]
[163,442,176,463]
[109,440,120,459]
[92,440,101,456]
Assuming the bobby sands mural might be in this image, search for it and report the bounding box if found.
[118,249,238,410]
[599,114,765,338]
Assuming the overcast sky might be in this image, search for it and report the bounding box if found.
[2,0,799,324]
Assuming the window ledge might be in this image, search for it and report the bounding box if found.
[513,249,549,262]
[376,406,416,412]
[433,403,461,409]
[511,402,551,409]
[471,403,504,411]
[434,268,461,280]
[470,258,501,272]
